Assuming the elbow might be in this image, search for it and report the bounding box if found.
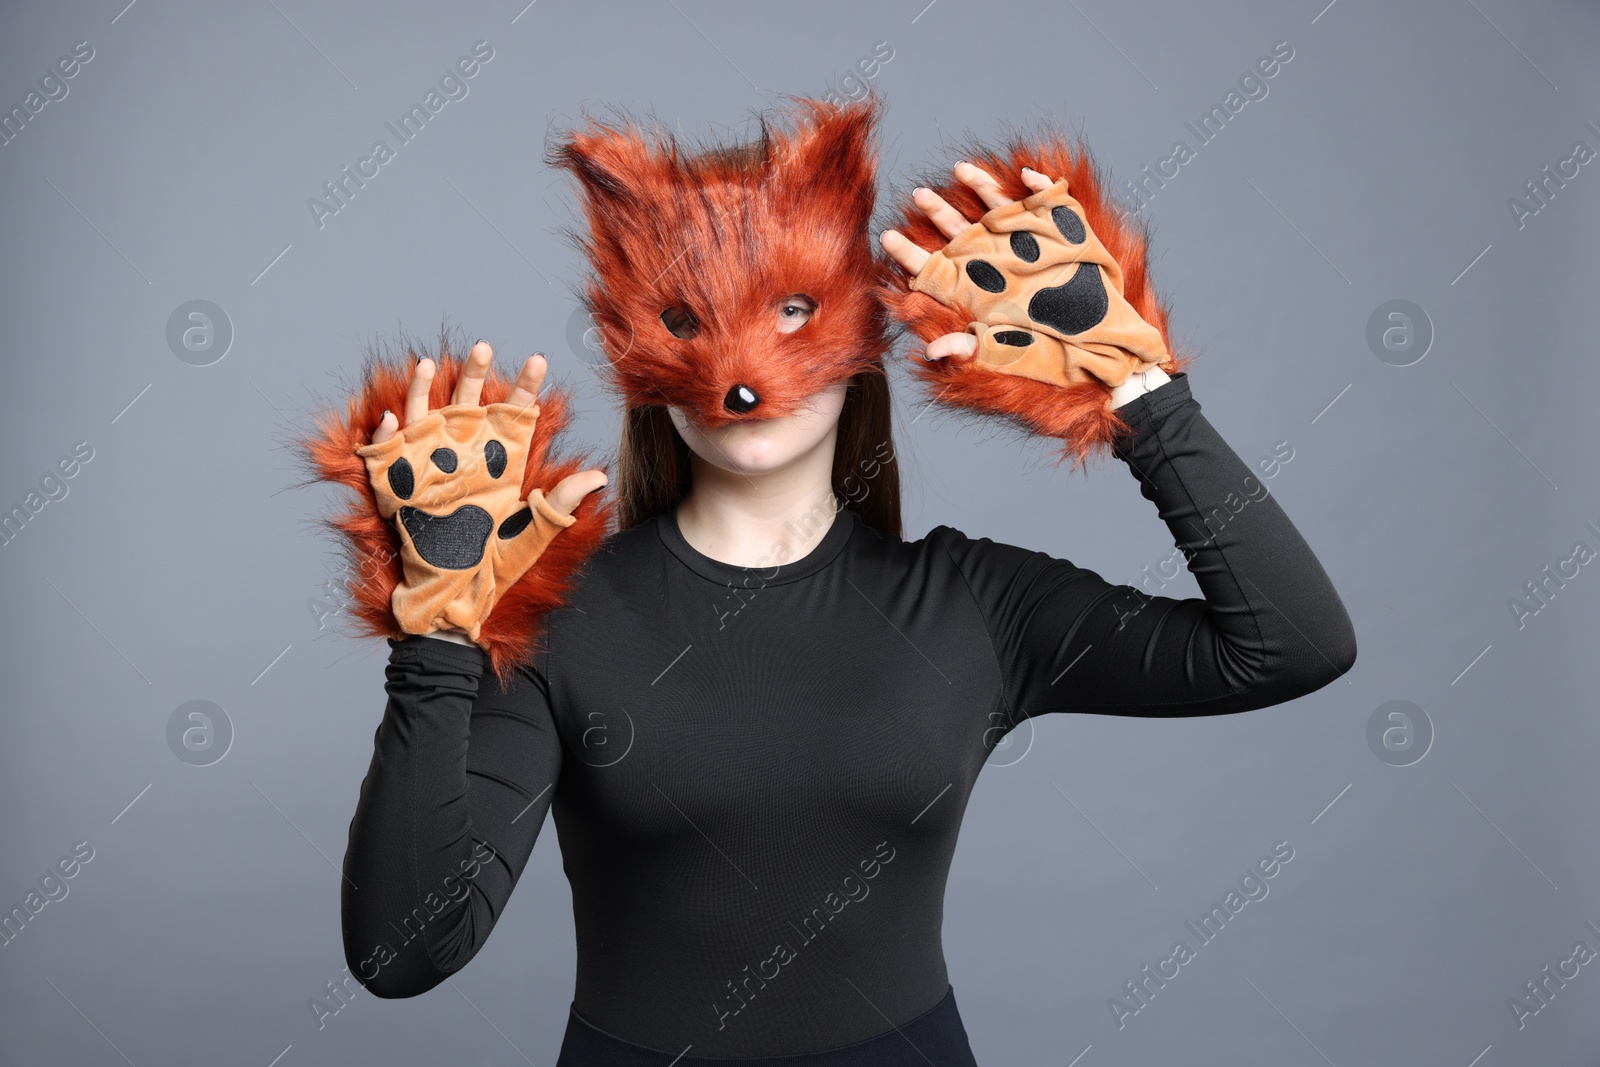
[354,965,439,1001]
[341,930,448,1001]
[360,975,439,1001]
[1332,625,1358,677]
[1318,611,1359,684]
[1301,637,1357,697]
[1225,618,1357,711]
[1270,619,1359,703]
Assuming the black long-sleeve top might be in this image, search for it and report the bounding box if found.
[339,372,1356,1057]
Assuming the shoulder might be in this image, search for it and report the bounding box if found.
[911,521,1035,572]
[849,514,1060,603]
[909,519,1097,616]
[842,508,971,570]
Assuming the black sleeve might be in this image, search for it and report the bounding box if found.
[934,371,1357,723]
[340,634,563,999]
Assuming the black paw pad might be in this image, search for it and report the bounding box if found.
[993,330,1035,347]
[966,260,1007,293]
[1028,262,1108,336]
[1052,206,1086,244]
[497,507,533,540]
[399,505,494,569]
[485,440,507,479]
[430,447,457,473]
[388,458,415,500]
[1009,232,1040,263]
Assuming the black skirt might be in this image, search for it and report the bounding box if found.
[554,983,980,1066]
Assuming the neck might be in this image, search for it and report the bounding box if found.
[674,430,841,569]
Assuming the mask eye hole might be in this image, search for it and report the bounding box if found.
[660,305,700,340]
[776,294,816,335]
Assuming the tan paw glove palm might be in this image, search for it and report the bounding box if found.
[356,402,576,642]
[908,177,1168,388]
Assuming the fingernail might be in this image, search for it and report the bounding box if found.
[1021,166,1037,174]
[380,409,392,422]
[474,338,487,346]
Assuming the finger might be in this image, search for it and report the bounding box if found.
[924,332,978,361]
[503,353,548,411]
[1019,166,1054,193]
[954,160,1013,210]
[370,409,398,445]
[879,229,931,275]
[404,358,436,426]
[545,466,609,516]
[452,339,493,407]
[911,186,976,240]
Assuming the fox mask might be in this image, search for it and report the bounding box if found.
[548,95,892,428]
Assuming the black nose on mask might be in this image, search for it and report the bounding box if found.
[724,384,759,414]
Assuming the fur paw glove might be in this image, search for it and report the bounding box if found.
[908,177,1169,389]
[298,340,612,687]
[356,402,576,643]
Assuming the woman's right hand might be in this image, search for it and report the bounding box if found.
[363,341,609,647]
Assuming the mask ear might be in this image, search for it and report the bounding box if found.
[770,94,882,234]
[546,121,662,261]
[547,118,684,375]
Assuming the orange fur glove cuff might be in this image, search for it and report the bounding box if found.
[907,177,1169,390]
[356,402,576,643]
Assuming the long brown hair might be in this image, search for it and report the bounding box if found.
[612,359,902,540]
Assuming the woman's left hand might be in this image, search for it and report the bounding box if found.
[880,161,1054,362]
[879,161,1170,401]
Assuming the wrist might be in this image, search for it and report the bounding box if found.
[425,627,479,648]
[1110,364,1171,409]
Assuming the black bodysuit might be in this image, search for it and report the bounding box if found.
[340,372,1357,1059]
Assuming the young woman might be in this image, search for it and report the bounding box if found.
[319,97,1356,1066]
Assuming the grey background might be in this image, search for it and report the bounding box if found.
[1,0,1596,1064]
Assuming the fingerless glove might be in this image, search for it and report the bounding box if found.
[907,177,1169,389]
[356,401,576,642]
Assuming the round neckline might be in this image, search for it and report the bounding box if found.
[656,498,858,586]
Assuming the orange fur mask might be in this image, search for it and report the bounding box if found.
[548,95,892,427]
